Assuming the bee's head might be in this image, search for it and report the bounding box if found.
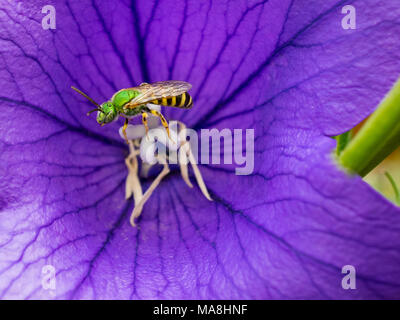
[71,86,118,126]
[96,102,118,125]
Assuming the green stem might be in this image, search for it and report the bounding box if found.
[334,130,352,156]
[338,77,400,177]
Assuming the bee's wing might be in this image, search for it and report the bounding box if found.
[127,81,192,107]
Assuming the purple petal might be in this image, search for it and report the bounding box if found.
[1,0,400,299]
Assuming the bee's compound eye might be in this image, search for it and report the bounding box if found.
[96,110,105,124]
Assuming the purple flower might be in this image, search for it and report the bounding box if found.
[1,0,400,299]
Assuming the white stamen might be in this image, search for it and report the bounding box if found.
[130,157,170,227]
[140,133,158,164]
[140,162,152,178]
[125,141,142,202]
[179,143,193,188]
[121,119,211,227]
[187,142,212,201]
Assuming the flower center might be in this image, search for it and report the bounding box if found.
[123,119,212,227]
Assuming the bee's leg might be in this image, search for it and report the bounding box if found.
[148,109,171,140]
[122,118,129,144]
[141,111,149,138]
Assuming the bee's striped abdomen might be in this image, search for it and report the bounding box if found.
[150,92,193,109]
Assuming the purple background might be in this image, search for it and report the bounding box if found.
[0,0,400,299]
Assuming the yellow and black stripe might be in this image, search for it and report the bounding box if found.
[150,92,193,109]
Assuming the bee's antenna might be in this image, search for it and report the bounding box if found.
[71,86,101,108]
[86,108,104,116]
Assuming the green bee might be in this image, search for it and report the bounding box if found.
[71,81,193,143]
